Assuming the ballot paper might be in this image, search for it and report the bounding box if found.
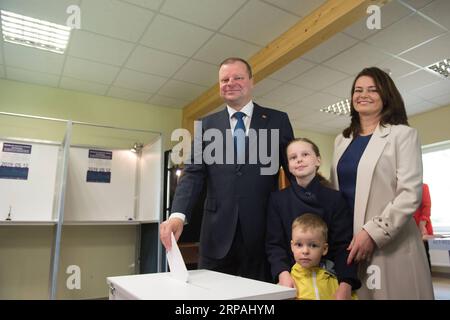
[166,232,189,282]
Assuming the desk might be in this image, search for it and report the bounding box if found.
[107,269,296,300]
[428,237,450,267]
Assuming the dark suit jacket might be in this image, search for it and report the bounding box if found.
[171,103,294,260]
[266,176,360,289]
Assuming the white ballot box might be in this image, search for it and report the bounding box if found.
[107,269,296,300]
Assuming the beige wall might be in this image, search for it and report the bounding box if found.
[410,105,450,146]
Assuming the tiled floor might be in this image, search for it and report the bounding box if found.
[433,275,450,300]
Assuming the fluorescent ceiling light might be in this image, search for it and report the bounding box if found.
[1,10,71,54]
[320,99,351,116]
[428,59,450,78]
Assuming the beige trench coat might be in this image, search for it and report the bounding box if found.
[331,124,434,300]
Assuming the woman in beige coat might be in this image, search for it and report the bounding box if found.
[331,67,434,299]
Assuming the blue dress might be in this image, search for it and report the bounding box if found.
[337,135,372,215]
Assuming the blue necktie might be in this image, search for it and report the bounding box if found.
[233,111,246,163]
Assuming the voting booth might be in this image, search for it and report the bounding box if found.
[0,112,163,299]
[107,269,296,300]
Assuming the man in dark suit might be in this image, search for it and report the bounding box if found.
[160,57,294,282]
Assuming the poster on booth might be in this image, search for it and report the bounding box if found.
[86,149,112,183]
[0,142,32,180]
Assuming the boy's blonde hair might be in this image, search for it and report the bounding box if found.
[292,213,328,242]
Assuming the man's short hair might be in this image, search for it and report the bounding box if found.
[219,57,253,79]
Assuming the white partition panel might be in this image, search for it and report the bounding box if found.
[0,140,59,222]
[138,138,162,222]
[64,147,138,222]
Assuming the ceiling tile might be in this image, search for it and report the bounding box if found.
[0,0,81,25]
[402,93,427,106]
[299,110,340,125]
[107,86,152,103]
[193,34,261,65]
[149,94,188,109]
[399,33,450,67]
[63,57,120,84]
[113,69,167,93]
[220,0,299,46]
[140,15,213,57]
[59,77,108,95]
[343,16,377,41]
[365,13,446,55]
[6,66,59,87]
[253,78,283,98]
[81,0,154,42]
[262,0,326,16]
[420,0,450,30]
[302,33,358,63]
[321,77,353,98]
[268,58,316,82]
[376,57,420,79]
[428,92,450,106]
[290,65,349,91]
[173,60,218,86]
[291,92,342,115]
[320,116,351,129]
[324,42,389,75]
[284,102,317,120]
[255,97,287,109]
[344,0,414,40]
[410,80,450,100]
[160,0,246,30]
[158,79,208,101]
[286,93,337,121]
[68,30,134,66]
[261,83,314,106]
[126,46,187,77]
[396,70,442,92]
[122,0,164,10]
[407,100,440,116]
[402,0,435,10]
[3,43,65,75]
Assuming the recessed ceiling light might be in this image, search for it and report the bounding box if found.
[428,59,450,79]
[320,99,351,116]
[1,10,71,54]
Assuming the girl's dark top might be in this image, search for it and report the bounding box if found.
[266,176,360,289]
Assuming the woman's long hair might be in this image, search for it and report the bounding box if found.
[343,67,409,138]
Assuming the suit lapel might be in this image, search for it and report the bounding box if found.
[353,124,391,232]
[217,108,231,132]
[250,104,269,131]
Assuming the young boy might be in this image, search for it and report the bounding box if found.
[290,213,357,300]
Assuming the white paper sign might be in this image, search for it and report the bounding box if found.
[166,232,189,282]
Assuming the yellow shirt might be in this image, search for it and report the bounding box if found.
[290,263,357,300]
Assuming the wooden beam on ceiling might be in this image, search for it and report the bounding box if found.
[182,0,389,132]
